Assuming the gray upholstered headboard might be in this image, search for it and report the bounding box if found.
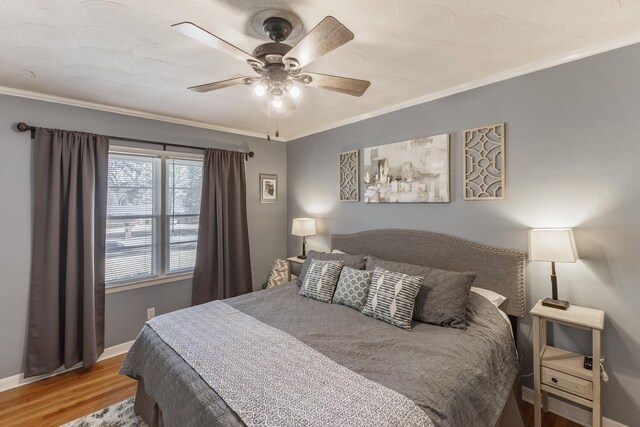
[331,229,526,318]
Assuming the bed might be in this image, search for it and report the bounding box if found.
[121,229,526,427]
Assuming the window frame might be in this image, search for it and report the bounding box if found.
[106,145,203,292]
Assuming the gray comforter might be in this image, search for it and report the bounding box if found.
[121,282,519,427]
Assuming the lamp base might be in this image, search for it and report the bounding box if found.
[542,297,570,310]
[296,255,307,259]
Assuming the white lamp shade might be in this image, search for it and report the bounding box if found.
[292,218,316,236]
[528,228,578,263]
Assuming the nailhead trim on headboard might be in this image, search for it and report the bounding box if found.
[331,229,526,318]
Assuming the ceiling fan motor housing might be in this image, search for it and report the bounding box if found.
[252,42,292,66]
[262,17,293,42]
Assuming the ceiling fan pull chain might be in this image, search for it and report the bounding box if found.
[266,100,271,141]
[276,113,280,138]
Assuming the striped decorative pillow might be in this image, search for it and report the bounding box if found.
[361,267,423,330]
[299,259,344,303]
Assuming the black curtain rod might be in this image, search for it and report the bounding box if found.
[15,122,255,159]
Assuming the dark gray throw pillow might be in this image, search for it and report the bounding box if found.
[297,250,367,285]
[366,257,476,329]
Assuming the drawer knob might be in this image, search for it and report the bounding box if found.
[551,377,558,383]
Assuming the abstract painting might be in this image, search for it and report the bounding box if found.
[364,134,450,203]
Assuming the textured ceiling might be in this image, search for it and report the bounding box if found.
[2,0,640,140]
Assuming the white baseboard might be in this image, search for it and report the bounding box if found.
[522,386,627,427]
[0,340,134,393]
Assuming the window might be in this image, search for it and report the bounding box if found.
[166,158,202,273]
[105,148,203,286]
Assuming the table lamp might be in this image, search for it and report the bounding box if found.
[528,228,578,310]
[292,218,316,259]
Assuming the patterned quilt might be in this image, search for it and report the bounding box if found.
[146,300,433,427]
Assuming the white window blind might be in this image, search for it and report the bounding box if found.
[166,158,202,273]
[105,149,203,286]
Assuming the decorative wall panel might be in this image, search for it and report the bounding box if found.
[464,123,505,200]
[339,150,360,201]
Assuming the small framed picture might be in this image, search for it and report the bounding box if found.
[259,174,278,203]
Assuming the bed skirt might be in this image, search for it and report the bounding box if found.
[132,375,525,427]
[134,379,164,427]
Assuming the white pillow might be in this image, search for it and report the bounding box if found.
[331,249,348,254]
[470,287,506,308]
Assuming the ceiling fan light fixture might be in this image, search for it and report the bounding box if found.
[289,85,301,98]
[254,84,266,96]
[272,97,283,109]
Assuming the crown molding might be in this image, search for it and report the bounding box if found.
[0,85,285,141]
[287,31,640,141]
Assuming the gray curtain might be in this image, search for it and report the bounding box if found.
[25,128,109,377]
[192,149,252,305]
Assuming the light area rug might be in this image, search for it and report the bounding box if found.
[62,397,146,426]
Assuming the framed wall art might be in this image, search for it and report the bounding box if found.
[363,134,450,203]
[259,173,278,203]
[463,123,505,200]
[339,150,359,202]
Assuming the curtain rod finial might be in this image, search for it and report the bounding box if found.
[16,122,32,132]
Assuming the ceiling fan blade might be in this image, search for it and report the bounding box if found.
[188,77,254,93]
[172,22,263,68]
[283,16,354,69]
[303,72,370,97]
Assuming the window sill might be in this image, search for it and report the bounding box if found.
[105,273,193,294]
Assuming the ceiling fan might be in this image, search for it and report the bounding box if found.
[172,15,370,112]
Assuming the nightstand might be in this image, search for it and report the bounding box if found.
[531,300,605,427]
[286,256,305,281]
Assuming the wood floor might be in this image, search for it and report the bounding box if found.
[0,354,136,427]
[522,402,583,427]
[0,353,582,427]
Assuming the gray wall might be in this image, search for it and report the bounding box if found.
[287,44,640,424]
[0,94,287,379]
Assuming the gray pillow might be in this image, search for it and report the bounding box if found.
[298,250,366,285]
[361,267,423,330]
[332,266,373,311]
[299,259,344,303]
[366,257,476,329]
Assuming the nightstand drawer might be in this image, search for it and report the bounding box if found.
[542,367,593,400]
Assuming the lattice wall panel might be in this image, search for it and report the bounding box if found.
[339,150,359,202]
[464,123,505,200]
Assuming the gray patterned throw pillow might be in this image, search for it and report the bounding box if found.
[297,250,367,286]
[332,267,373,311]
[265,258,289,288]
[299,259,344,303]
[361,267,423,330]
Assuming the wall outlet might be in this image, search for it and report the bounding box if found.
[147,307,155,320]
